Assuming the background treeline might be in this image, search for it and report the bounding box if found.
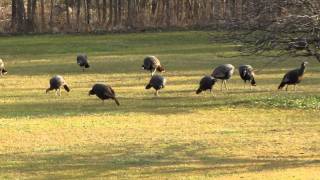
[0,0,319,34]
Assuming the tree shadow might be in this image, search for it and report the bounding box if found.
[0,142,319,179]
[0,96,196,118]
[1,86,318,118]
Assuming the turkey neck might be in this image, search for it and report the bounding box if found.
[299,64,306,76]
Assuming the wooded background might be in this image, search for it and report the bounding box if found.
[0,0,319,33]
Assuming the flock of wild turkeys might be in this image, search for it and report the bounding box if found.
[0,55,308,106]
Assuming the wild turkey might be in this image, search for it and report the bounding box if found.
[278,61,308,91]
[77,54,90,71]
[142,56,165,76]
[145,75,166,96]
[238,65,256,89]
[89,84,120,106]
[46,75,70,96]
[0,58,8,76]
[196,76,217,94]
[211,64,235,90]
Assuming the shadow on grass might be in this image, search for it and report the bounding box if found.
[1,92,319,118]
[0,142,319,179]
[0,95,226,118]
[7,50,244,76]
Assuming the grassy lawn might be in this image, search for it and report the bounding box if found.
[0,31,319,179]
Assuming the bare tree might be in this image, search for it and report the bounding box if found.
[66,0,70,26]
[76,0,81,31]
[165,0,170,27]
[210,0,320,62]
[40,0,45,31]
[108,0,113,26]
[127,0,133,27]
[94,0,101,24]
[114,0,118,26]
[16,0,25,32]
[49,0,54,30]
[11,0,17,31]
[86,0,91,28]
[117,0,122,25]
[3,0,320,34]
[102,0,107,23]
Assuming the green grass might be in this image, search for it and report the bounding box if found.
[0,31,319,179]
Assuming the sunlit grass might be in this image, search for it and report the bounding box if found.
[0,31,319,179]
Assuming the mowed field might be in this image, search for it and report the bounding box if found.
[0,31,319,179]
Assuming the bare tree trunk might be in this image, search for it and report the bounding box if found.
[40,0,45,32]
[127,0,133,27]
[26,0,32,31]
[185,0,192,24]
[49,0,54,30]
[17,0,25,32]
[210,0,215,21]
[66,0,70,26]
[76,0,81,31]
[237,0,242,21]
[221,0,225,19]
[241,0,247,20]
[31,0,37,21]
[193,0,199,22]
[27,0,32,20]
[102,0,107,23]
[114,0,118,26]
[25,0,37,32]
[151,0,157,15]
[11,0,17,31]
[230,0,236,19]
[86,0,91,26]
[165,0,170,27]
[108,0,113,26]
[96,0,101,24]
[118,0,122,25]
[174,0,180,25]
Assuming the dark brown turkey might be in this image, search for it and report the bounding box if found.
[89,83,120,106]
[142,56,165,76]
[46,75,70,96]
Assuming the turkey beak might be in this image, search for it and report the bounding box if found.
[88,91,91,96]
